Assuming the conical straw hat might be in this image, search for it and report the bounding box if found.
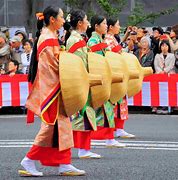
[59,52,102,116]
[105,51,129,103]
[121,52,153,97]
[87,52,113,108]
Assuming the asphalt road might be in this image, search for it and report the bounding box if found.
[0,114,178,180]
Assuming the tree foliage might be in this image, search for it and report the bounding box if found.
[96,0,127,17]
[64,0,127,18]
[127,1,178,26]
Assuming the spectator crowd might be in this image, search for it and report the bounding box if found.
[1,23,178,114]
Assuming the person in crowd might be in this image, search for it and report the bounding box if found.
[126,31,139,53]
[15,30,28,52]
[19,6,85,177]
[0,32,10,72]
[134,36,154,67]
[136,27,145,42]
[150,26,164,56]
[21,39,33,74]
[154,40,175,114]
[0,26,10,41]
[165,25,178,73]
[6,59,23,76]
[165,26,171,36]
[10,35,23,68]
[15,30,28,42]
[87,15,125,148]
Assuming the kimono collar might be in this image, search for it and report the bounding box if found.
[71,30,83,40]
[91,31,103,43]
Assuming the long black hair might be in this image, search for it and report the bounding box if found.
[64,9,86,44]
[159,40,171,53]
[28,6,60,83]
[86,15,105,39]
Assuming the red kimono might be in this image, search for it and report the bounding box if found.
[26,27,73,166]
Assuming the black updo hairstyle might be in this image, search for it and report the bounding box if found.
[107,18,118,31]
[28,6,60,83]
[64,9,86,44]
[86,15,105,39]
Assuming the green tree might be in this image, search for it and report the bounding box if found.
[127,1,178,26]
[96,0,127,17]
[64,0,127,18]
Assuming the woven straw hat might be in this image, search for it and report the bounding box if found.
[105,51,128,103]
[105,51,140,103]
[59,52,102,116]
[121,52,153,97]
[87,52,111,108]
[87,52,123,108]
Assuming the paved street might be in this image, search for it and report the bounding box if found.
[0,114,178,180]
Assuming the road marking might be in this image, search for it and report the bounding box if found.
[1,139,178,144]
[0,115,38,118]
[1,145,178,151]
[0,115,26,118]
[1,139,178,151]
[93,140,178,144]
[0,139,33,142]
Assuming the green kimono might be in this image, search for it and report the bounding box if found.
[66,30,97,131]
[87,32,115,128]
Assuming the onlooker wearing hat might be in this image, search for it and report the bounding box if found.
[15,30,27,42]
[0,32,10,72]
[0,26,10,40]
[10,35,23,68]
[150,26,164,57]
[165,26,171,35]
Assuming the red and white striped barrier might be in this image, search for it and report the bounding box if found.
[1,74,178,107]
[127,74,178,107]
[0,75,30,107]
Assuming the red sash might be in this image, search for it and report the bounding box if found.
[111,44,122,53]
[68,40,86,53]
[90,43,108,52]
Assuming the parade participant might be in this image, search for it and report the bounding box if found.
[87,15,125,147]
[65,10,101,159]
[104,18,135,139]
[19,6,85,177]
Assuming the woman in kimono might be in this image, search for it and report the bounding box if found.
[65,10,101,159]
[87,15,125,147]
[104,18,135,139]
[19,6,85,177]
